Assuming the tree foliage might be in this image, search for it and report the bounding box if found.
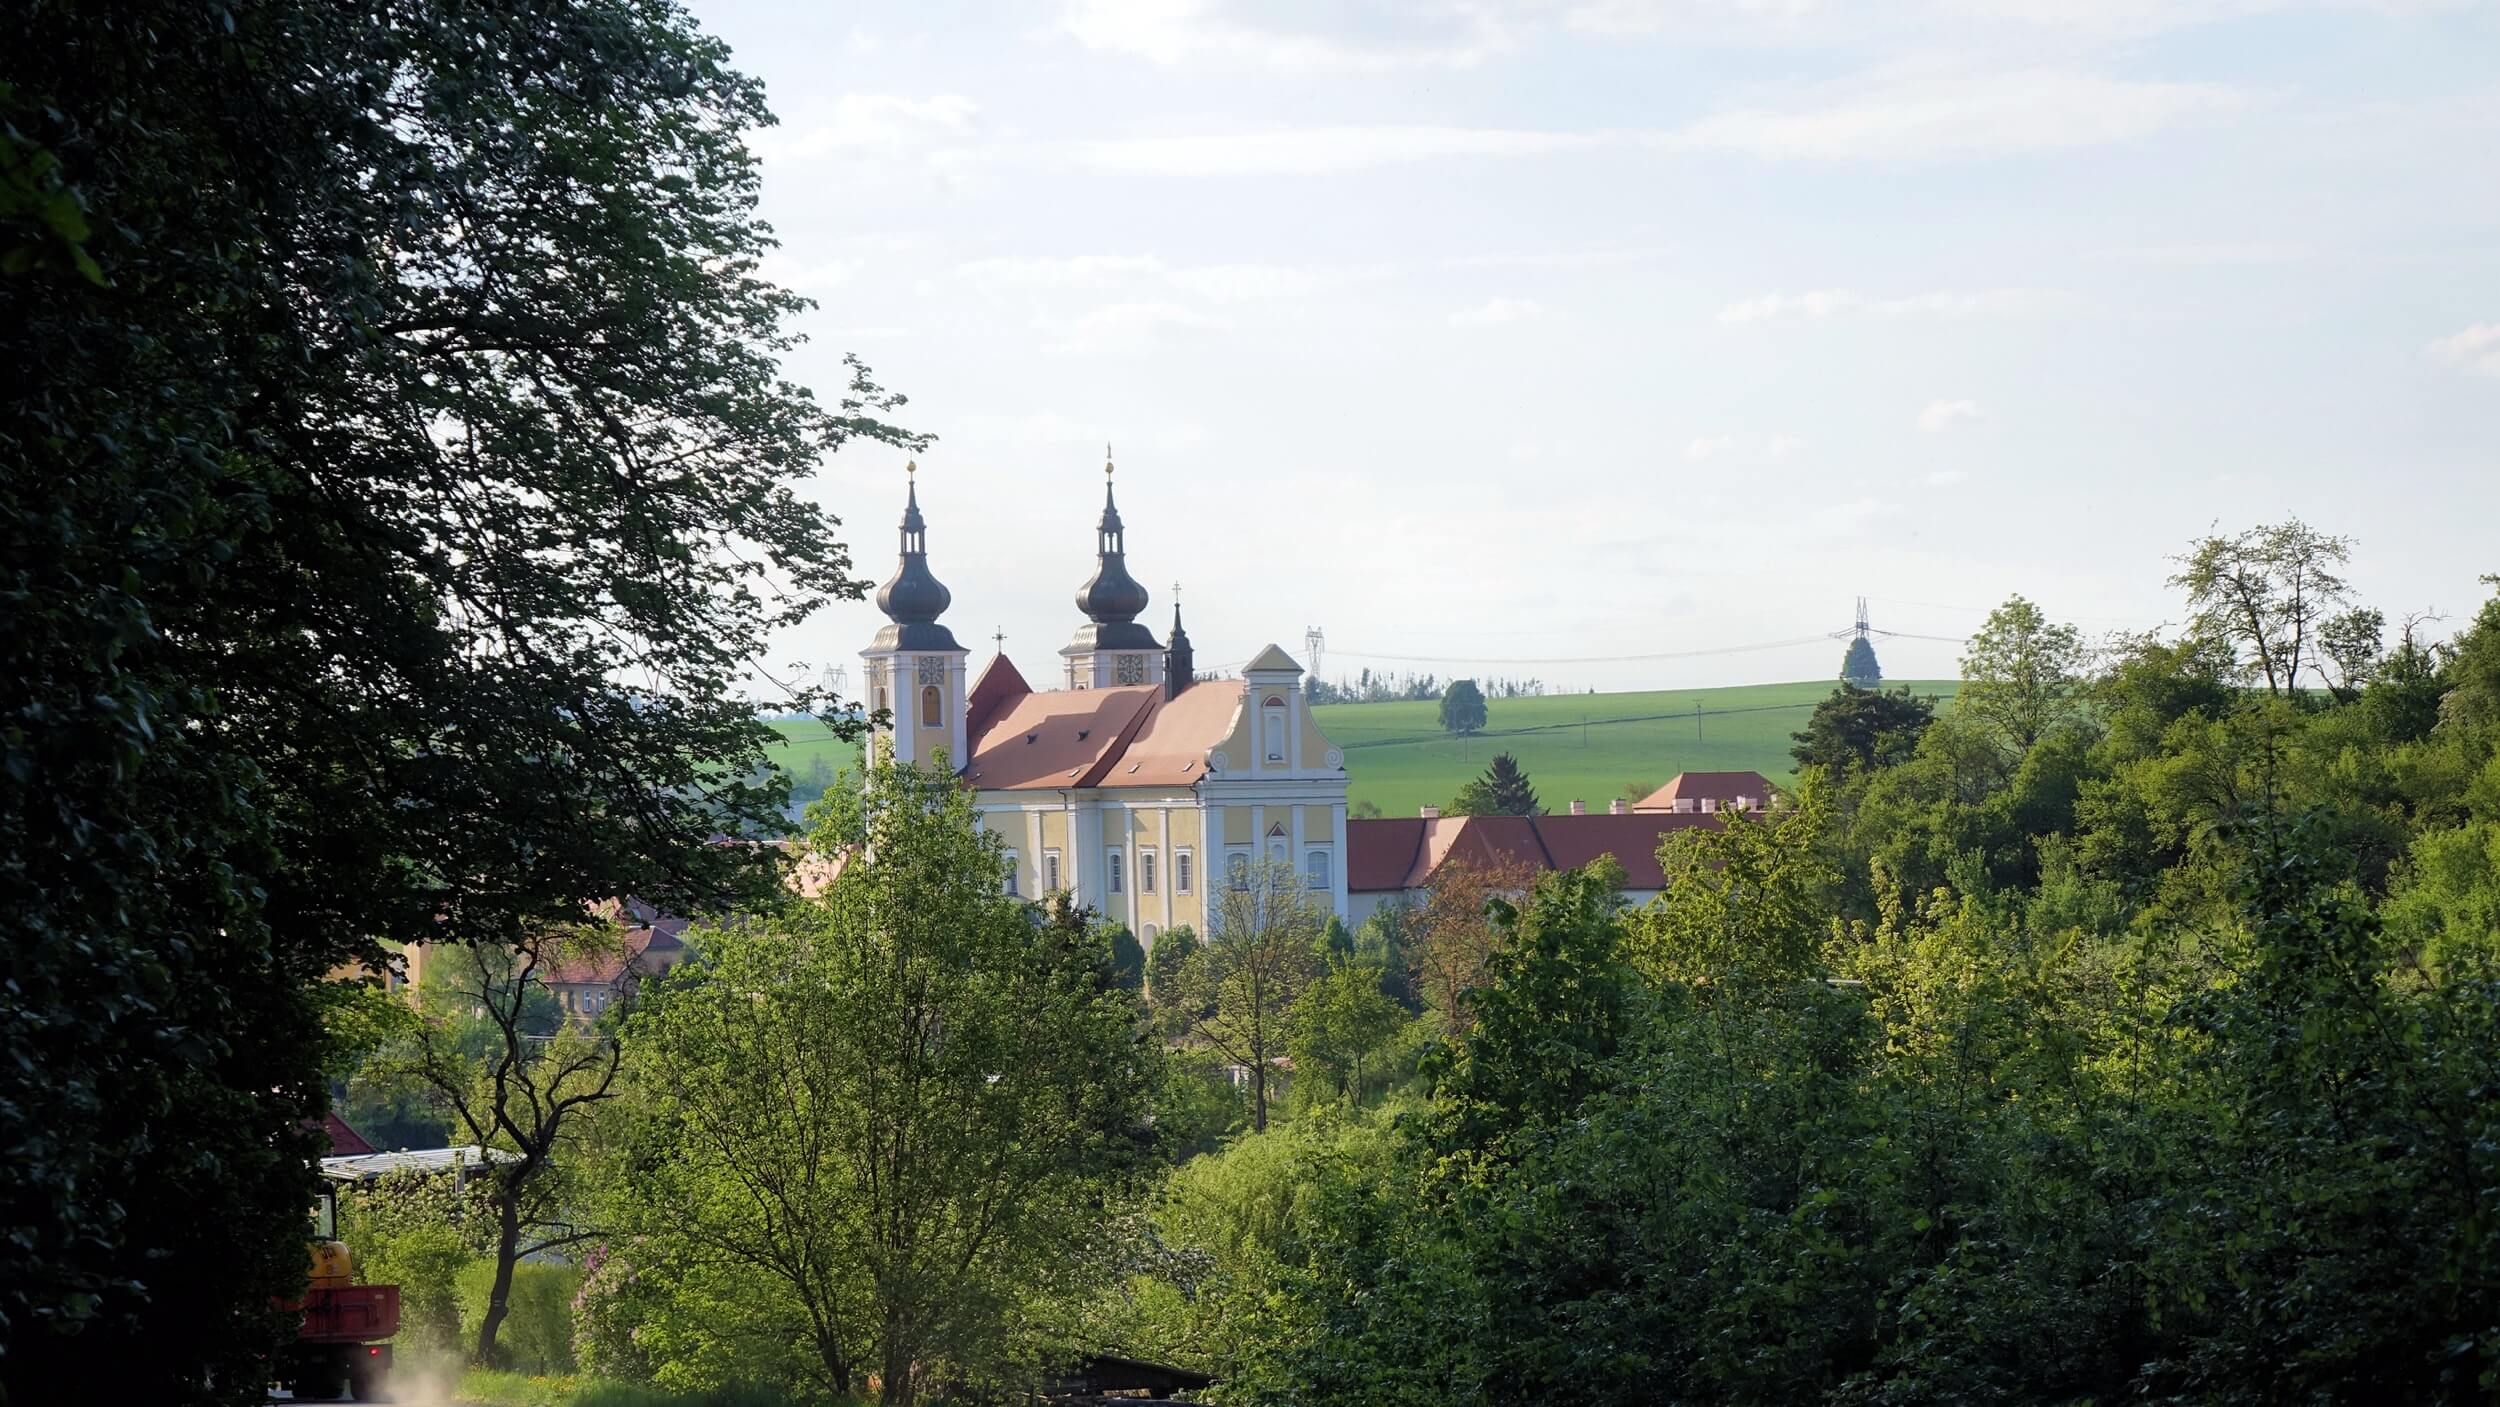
[1163,858,1330,1133]
[1957,594,2090,756]
[602,755,1154,1404]
[2172,518,2356,695]
[1439,678,1489,735]
[1840,634,1883,687]
[1791,684,1936,773]
[2,1,911,1396]
[1448,751,1541,817]
[1104,524,2500,1407]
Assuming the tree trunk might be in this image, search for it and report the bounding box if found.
[1250,1030,1269,1132]
[881,1313,917,1407]
[474,1194,523,1365]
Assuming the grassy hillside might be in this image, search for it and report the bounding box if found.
[762,717,863,804]
[764,680,1961,820]
[1317,679,1958,819]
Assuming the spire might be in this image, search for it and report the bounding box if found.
[1165,594,1194,699]
[1076,449,1150,628]
[873,461,960,650]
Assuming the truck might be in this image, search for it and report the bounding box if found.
[275,1178,399,1402]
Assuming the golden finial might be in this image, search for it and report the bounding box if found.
[1105,442,1115,477]
[906,458,917,477]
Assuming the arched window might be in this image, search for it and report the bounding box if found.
[1108,851,1124,894]
[1228,852,1251,890]
[1140,850,1158,894]
[1305,849,1331,890]
[1263,699,1286,761]
[920,684,942,728]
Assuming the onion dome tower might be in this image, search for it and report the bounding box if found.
[861,462,969,771]
[1062,446,1165,689]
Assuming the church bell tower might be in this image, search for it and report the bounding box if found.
[1061,447,1164,689]
[862,462,969,770]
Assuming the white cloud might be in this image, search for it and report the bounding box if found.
[1659,67,2244,163]
[2426,322,2500,378]
[956,255,1170,291]
[1924,468,1971,486]
[1918,399,1985,431]
[955,255,1328,303]
[1071,125,1605,176]
[1449,297,1548,327]
[1058,0,1513,71]
[2084,242,2311,265]
[1167,263,1327,302]
[1686,432,1805,462]
[757,94,980,161]
[1043,301,1232,356]
[1440,244,1676,269]
[1717,287,2059,324]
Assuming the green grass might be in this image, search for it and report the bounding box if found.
[762,680,1960,821]
[1317,679,1958,819]
[763,717,863,789]
[455,1368,808,1407]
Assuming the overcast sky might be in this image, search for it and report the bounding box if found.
[699,0,2499,694]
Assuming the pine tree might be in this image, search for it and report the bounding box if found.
[1451,752,1542,816]
[1841,635,1883,687]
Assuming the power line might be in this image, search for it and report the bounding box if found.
[1319,634,1854,667]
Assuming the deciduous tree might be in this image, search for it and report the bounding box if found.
[1168,859,1329,1132]
[610,756,1154,1404]
[2171,519,2355,696]
[1439,679,1488,735]
[4,1,913,1396]
[1957,595,2090,756]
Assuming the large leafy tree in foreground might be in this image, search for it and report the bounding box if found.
[0,1,910,1397]
[600,757,1156,1405]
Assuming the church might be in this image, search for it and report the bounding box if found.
[860,455,1352,943]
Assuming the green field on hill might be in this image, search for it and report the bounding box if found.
[1317,679,1959,818]
[764,679,1960,818]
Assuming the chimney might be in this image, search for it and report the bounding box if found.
[1568,800,1587,816]
[1419,805,1440,819]
[1609,799,1628,815]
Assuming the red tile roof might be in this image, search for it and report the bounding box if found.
[319,1112,378,1157]
[1347,811,1725,893]
[1632,771,1776,811]
[965,653,1033,742]
[960,672,1244,791]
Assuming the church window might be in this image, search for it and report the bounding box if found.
[1142,923,1160,945]
[1116,653,1146,685]
[919,685,942,728]
[1108,851,1124,894]
[1003,852,1020,896]
[1264,705,1286,761]
[875,687,888,716]
[1175,850,1194,894]
[1140,850,1157,894]
[1305,849,1331,890]
[1228,851,1251,890]
[1044,850,1062,892]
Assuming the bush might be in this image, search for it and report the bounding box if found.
[458,1259,583,1374]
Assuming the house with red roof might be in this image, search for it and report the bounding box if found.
[1347,800,1726,923]
[1630,770,1778,815]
